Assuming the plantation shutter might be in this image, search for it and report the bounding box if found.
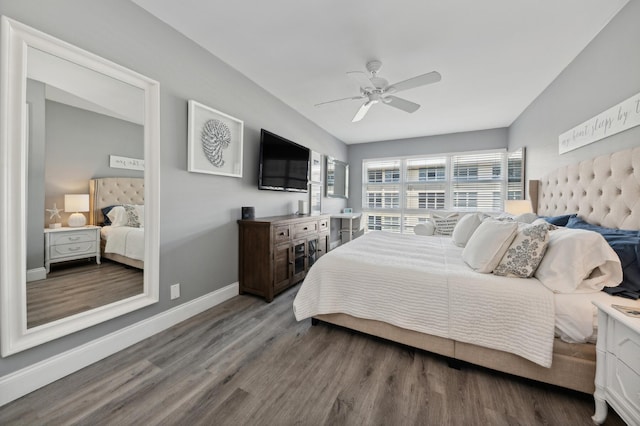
[451,151,505,211]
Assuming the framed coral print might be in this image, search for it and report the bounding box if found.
[188,100,244,177]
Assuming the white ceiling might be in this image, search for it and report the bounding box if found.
[132,0,628,144]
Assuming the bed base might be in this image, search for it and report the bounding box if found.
[313,313,595,394]
[100,239,143,269]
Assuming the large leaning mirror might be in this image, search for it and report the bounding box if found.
[0,17,160,356]
[326,157,348,199]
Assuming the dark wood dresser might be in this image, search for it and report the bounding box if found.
[238,214,330,302]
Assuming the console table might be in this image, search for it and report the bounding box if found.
[238,214,330,302]
[331,212,362,243]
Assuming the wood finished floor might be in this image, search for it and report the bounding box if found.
[27,259,143,328]
[2,285,624,426]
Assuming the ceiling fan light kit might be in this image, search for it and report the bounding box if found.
[316,60,441,122]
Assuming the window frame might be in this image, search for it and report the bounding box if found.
[362,149,514,234]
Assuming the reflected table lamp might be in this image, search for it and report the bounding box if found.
[505,199,533,215]
[65,194,89,227]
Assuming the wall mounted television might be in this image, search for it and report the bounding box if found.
[258,129,309,192]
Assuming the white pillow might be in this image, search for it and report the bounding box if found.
[431,213,459,236]
[514,212,538,224]
[534,228,622,293]
[452,213,485,247]
[531,218,557,230]
[462,220,518,273]
[134,205,144,228]
[493,222,550,278]
[107,206,128,227]
[107,204,143,228]
[414,222,435,236]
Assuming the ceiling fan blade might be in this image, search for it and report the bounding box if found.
[347,71,375,91]
[352,101,373,122]
[384,96,420,113]
[387,71,441,94]
[314,95,365,107]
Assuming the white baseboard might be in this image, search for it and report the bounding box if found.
[26,267,46,283]
[0,282,239,407]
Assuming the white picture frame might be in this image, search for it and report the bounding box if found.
[188,100,243,177]
[310,151,322,183]
[309,183,322,215]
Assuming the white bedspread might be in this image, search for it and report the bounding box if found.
[102,226,144,261]
[293,231,556,367]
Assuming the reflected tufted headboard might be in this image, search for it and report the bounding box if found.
[89,177,144,225]
[531,146,640,230]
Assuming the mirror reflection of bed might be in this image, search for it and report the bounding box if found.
[27,177,145,329]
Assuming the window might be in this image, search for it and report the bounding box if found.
[418,192,445,209]
[367,215,401,232]
[453,191,477,208]
[453,166,478,180]
[418,167,445,181]
[363,149,520,234]
[367,192,399,209]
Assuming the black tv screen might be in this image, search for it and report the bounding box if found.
[259,129,309,192]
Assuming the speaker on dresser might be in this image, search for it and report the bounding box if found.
[241,206,255,220]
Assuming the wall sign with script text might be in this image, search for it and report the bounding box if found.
[109,155,144,171]
[559,91,640,154]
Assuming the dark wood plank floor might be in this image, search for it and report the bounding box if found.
[27,259,143,328]
[2,285,624,425]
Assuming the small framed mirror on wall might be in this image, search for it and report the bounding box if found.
[507,147,525,200]
[326,157,348,199]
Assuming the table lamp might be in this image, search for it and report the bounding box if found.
[505,199,533,215]
[65,194,89,227]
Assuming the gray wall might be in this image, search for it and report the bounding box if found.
[44,100,144,225]
[509,0,640,183]
[0,0,346,376]
[347,128,509,211]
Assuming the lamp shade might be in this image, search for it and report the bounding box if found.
[505,199,533,215]
[64,194,89,212]
[65,194,89,227]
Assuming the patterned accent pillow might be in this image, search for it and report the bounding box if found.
[123,204,142,228]
[493,223,550,278]
[431,213,459,236]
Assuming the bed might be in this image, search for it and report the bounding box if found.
[293,146,640,394]
[89,177,144,269]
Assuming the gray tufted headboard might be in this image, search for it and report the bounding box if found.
[530,146,640,230]
[89,177,144,225]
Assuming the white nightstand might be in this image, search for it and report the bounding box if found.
[44,226,101,273]
[592,301,640,425]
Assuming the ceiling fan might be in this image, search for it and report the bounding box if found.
[315,60,441,122]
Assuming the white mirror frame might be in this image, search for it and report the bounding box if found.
[0,17,160,356]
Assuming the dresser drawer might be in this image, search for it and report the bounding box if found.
[319,219,329,232]
[613,321,640,374]
[293,221,318,238]
[273,225,290,243]
[50,230,96,245]
[49,241,97,259]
